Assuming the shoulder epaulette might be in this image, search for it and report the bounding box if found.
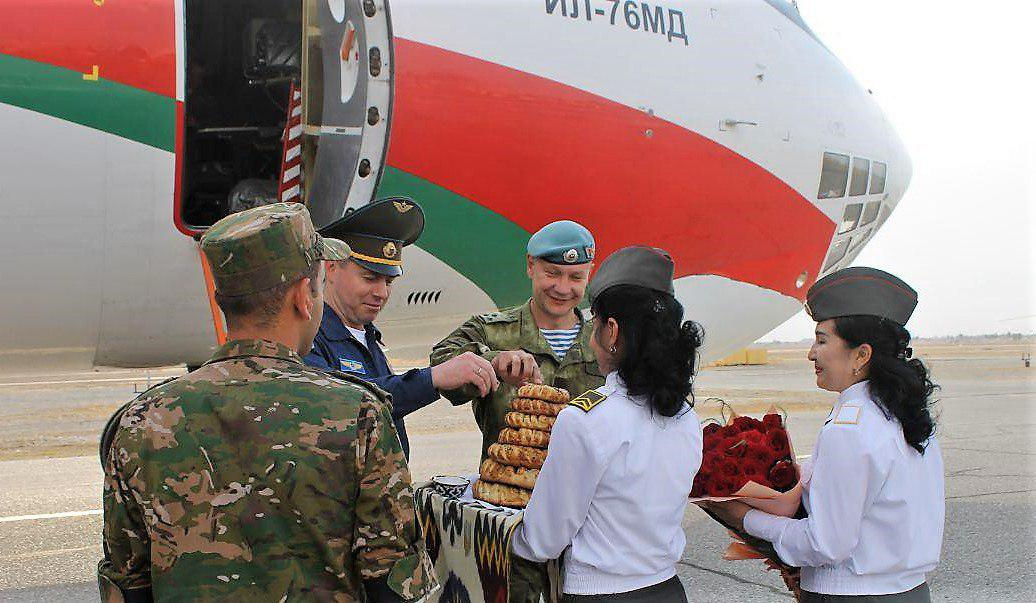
[568,389,607,413]
[479,306,521,324]
[833,404,862,425]
[99,376,177,467]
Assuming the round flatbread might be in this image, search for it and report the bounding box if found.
[510,398,566,417]
[480,458,540,490]
[504,412,556,433]
[472,479,531,508]
[516,384,570,404]
[498,427,550,449]
[487,443,547,469]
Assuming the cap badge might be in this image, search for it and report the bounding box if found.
[383,241,398,258]
[393,200,413,213]
[586,246,595,260]
[563,248,579,263]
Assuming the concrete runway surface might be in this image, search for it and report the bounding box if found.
[0,344,1033,601]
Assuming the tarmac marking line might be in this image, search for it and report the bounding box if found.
[0,509,102,523]
[2,545,99,561]
[0,377,154,388]
[946,488,1036,500]
[676,559,794,598]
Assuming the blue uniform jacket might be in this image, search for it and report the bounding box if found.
[304,303,437,458]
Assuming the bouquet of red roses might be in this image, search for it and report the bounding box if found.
[690,405,805,600]
[690,411,799,508]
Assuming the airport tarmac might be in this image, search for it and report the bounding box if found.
[0,343,1033,601]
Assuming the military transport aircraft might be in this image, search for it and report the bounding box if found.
[0,0,909,372]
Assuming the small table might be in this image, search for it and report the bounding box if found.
[415,484,560,603]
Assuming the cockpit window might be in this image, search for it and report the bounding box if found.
[818,152,850,199]
[849,157,870,196]
[869,161,887,194]
[823,237,850,271]
[860,201,881,226]
[838,203,863,234]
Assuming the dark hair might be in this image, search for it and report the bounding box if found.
[591,285,704,417]
[215,261,320,329]
[832,315,938,454]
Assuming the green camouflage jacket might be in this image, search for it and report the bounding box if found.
[430,301,604,460]
[98,339,437,602]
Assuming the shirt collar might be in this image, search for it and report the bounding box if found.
[321,303,383,344]
[827,379,871,422]
[520,299,589,361]
[206,339,304,365]
[839,379,871,404]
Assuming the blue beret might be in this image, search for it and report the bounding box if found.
[527,220,596,265]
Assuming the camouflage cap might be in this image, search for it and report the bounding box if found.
[201,203,331,296]
[322,238,352,261]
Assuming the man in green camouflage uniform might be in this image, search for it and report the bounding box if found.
[98,203,437,602]
[430,220,605,461]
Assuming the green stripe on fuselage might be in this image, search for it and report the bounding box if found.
[0,54,175,152]
[377,166,531,308]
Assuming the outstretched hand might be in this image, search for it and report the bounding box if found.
[431,352,499,397]
[492,350,543,387]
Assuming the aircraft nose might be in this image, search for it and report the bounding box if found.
[883,122,913,213]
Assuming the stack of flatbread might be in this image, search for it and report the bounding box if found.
[472,383,569,508]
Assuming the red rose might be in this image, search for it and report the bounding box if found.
[767,430,791,457]
[762,413,783,431]
[731,415,760,433]
[768,460,798,491]
[707,478,732,496]
[717,458,739,477]
[703,422,722,437]
[722,437,747,458]
[747,445,773,466]
[742,430,766,446]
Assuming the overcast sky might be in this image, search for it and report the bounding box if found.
[762,0,1034,341]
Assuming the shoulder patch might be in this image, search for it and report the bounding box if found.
[338,358,366,374]
[833,405,861,425]
[568,389,607,413]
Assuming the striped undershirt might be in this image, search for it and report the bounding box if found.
[540,326,581,359]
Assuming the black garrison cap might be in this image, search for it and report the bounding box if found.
[587,245,676,305]
[319,197,425,277]
[805,266,918,326]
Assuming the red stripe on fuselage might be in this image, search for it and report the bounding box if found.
[0,0,175,98]
[386,39,834,300]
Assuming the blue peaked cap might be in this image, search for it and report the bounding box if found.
[526,220,596,265]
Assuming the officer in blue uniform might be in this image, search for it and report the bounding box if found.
[305,198,496,457]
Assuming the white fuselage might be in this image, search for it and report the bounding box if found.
[0,0,909,373]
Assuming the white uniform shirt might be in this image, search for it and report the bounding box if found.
[511,372,703,594]
[744,380,945,595]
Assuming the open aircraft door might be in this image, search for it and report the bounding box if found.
[177,0,393,233]
[301,0,393,228]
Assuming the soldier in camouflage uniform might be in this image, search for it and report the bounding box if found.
[98,203,437,602]
[430,220,605,461]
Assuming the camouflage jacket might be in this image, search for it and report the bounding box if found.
[430,301,604,460]
[98,339,437,602]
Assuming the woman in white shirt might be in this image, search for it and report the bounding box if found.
[511,246,704,602]
[709,267,944,603]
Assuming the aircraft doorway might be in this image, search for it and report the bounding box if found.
[178,0,394,232]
